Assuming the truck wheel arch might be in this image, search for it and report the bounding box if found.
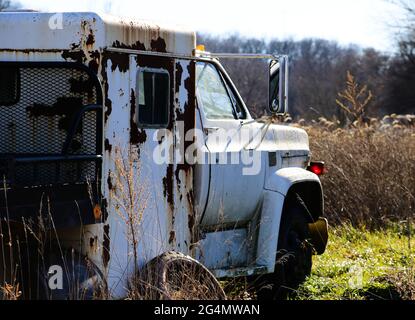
[257,168,327,272]
[265,167,324,223]
[280,181,328,256]
[284,181,324,223]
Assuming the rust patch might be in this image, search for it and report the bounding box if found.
[129,89,147,145]
[168,230,176,244]
[188,212,195,234]
[107,171,113,190]
[26,97,83,133]
[89,236,98,249]
[163,164,174,211]
[88,50,101,74]
[174,62,196,186]
[188,211,195,242]
[102,224,110,268]
[187,190,197,245]
[109,52,129,73]
[175,62,183,94]
[104,138,112,152]
[102,43,130,73]
[150,37,167,53]
[174,162,192,188]
[86,33,95,46]
[104,84,112,121]
[61,49,87,64]
[101,53,113,122]
[112,40,146,51]
[0,48,62,54]
[101,198,109,222]
[70,43,80,50]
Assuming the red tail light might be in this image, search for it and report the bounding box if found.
[307,161,326,176]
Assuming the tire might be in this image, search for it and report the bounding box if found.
[0,221,105,300]
[254,193,314,300]
[137,251,226,300]
[40,248,106,300]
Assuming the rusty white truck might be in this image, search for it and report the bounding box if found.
[0,12,328,300]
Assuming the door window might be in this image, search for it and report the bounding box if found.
[196,62,236,120]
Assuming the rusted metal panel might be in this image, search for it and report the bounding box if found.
[197,229,249,270]
[0,12,195,55]
[171,59,197,254]
[96,49,197,296]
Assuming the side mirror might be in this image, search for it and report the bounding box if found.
[268,56,289,114]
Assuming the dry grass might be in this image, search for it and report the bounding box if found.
[385,270,415,300]
[306,125,415,228]
[133,251,226,300]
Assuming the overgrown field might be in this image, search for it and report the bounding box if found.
[294,224,415,300]
[295,123,415,300]
[307,124,415,228]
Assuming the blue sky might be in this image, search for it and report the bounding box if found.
[18,0,407,52]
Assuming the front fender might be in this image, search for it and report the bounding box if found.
[265,167,322,196]
[256,168,327,272]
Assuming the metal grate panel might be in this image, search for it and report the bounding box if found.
[0,63,102,187]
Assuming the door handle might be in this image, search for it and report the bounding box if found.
[204,127,220,134]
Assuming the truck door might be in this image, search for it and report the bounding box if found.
[195,61,265,227]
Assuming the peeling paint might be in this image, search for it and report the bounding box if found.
[61,49,86,64]
[163,164,174,211]
[113,40,146,51]
[108,52,129,73]
[175,61,183,96]
[129,89,147,145]
[174,62,196,189]
[88,50,101,74]
[107,171,113,190]
[101,53,113,122]
[102,224,110,267]
[150,37,167,53]
[104,138,112,152]
[168,230,176,244]
[86,33,95,46]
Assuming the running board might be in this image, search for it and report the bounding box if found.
[212,265,268,279]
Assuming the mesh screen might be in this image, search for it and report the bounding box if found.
[0,64,101,187]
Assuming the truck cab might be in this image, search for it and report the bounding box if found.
[0,12,328,299]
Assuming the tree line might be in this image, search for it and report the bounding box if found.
[198,2,415,121]
[198,32,415,121]
[1,0,414,121]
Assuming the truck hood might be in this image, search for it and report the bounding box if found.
[244,122,310,156]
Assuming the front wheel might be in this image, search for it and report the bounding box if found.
[254,193,314,300]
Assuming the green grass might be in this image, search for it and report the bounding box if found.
[293,224,415,300]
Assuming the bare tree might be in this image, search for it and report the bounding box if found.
[199,34,389,120]
[383,0,415,115]
[0,0,20,11]
[0,0,11,11]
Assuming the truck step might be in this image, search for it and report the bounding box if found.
[212,265,268,279]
